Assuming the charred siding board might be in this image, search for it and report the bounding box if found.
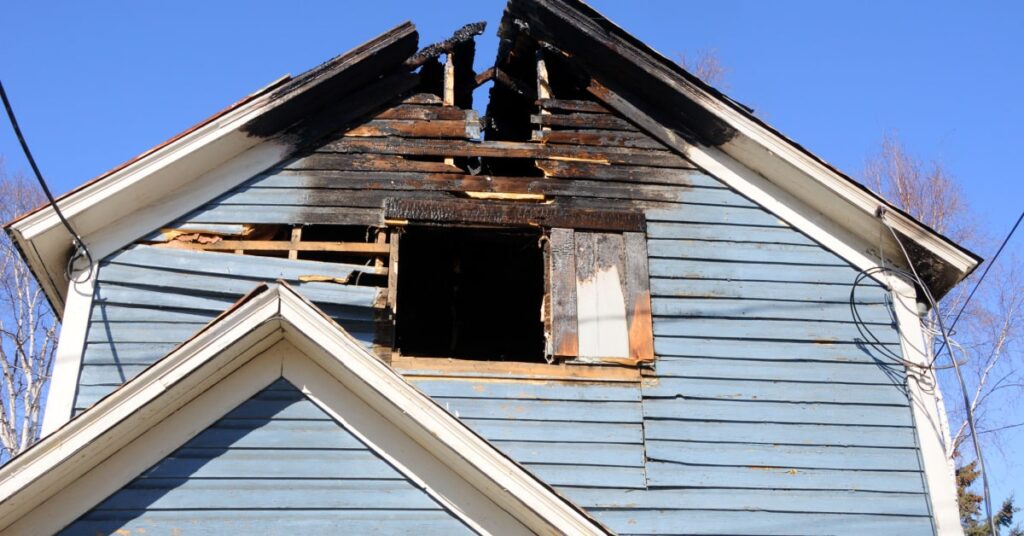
[74,246,378,412]
[61,380,473,535]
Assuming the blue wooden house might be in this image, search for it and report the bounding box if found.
[1,1,980,534]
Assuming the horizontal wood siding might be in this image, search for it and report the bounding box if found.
[640,179,934,535]
[412,378,646,490]
[67,93,936,534]
[61,379,473,535]
[74,246,379,412]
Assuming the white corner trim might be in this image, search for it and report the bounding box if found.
[889,276,963,536]
[0,285,610,536]
[40,264,97,437]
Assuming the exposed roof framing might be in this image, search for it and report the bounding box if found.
[0,283,611,535]
[494,0,981,297]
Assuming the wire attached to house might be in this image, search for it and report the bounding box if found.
[876,209,997,536]
[935,210,1024,361]
[0,80,93,281]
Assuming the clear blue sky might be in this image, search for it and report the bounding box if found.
[3,0,1022,507]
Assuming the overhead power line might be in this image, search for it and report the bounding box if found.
[0,79,93,280]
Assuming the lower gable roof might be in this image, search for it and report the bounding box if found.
[0,283,610,535]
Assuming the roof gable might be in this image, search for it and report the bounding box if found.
[62,379,476,534]
[5,0,979,312]
[0,284,610,535]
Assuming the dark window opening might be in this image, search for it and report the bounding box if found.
[395,226,545,362]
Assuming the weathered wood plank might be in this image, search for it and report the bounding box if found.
[531,112,636,131]
[107,244,374,279]
[535,98,609,113]
[374,104,469,121]
[653,356,905,385]
[548,228,579,357]
[321,137,693,167]
[646,221,816,245]
[643,462,925,493]
[645,204,791,227]
[180,204,383,226]
[650,277,890,304]
[432,396,641,423]
[643,398,914,427]
[648,258,870,285]
[67,511,474,535]
[95,479,442,511]
[532,128,666,150]
[345,119,472,139]
[643,419,918,449]
[646,440,921,471]
[652,317,902,344]
[623,232,654,363]
[592,508,934,536]
[526,463,646,489]
[652,297,896,324]
[461,418,642,444]
[494,440,644,467]
[648,238,845,265]
[652,335,904,363]
[535,160,706,186]
[384,198,645,232]
[563,487,930,516]
[287,153,461,173]
[644,377,909,405]
[410,377,641,402]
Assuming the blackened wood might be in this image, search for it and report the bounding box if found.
[262,170,681,203]
[322,137,691,167]
[404,21,486,68]
[535,159,699,186]
[531,112,636,131]
[345,119,470,139]
[243,23,418,140]
[402,93,442,105]
[532,129,666,150]
[548,228,579,357]
[536,98,609,114]
[375,105,469,121]
[287,154,459,173]
[623,232,655,363]
[383,198,645,232]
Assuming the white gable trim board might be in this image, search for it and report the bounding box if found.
[890,276,963,536]
[0,285,610,535]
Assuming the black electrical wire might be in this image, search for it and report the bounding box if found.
[0,80,93,280]
[880,212,997,536]
[935,210,1024,360]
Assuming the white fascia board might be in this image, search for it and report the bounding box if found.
[0,289,283,529]
[6,89,289,314]
[889,276,963,535]
[624,56,979,279]
[0,285,611,536]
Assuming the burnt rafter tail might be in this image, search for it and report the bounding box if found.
[404,21,487,68]
[322,137,691,167]
[384,198,645,233]
[243,22,419,140]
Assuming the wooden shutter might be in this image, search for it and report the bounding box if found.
[545,229,654,365]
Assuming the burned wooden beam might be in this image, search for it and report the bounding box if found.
[530,112,636,131]
[532,129,667,150]
[321,137,692,167]
[536,98,609,114]
[404,21,486,68]
[384,198,645,232]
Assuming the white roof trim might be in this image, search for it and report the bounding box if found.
[0,284,611,535]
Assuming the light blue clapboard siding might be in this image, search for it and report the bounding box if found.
[638,166,932,535]
[61,379,473,536]
[413,378,647,490]
[74,244,380,411]
[66,111,937,535]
